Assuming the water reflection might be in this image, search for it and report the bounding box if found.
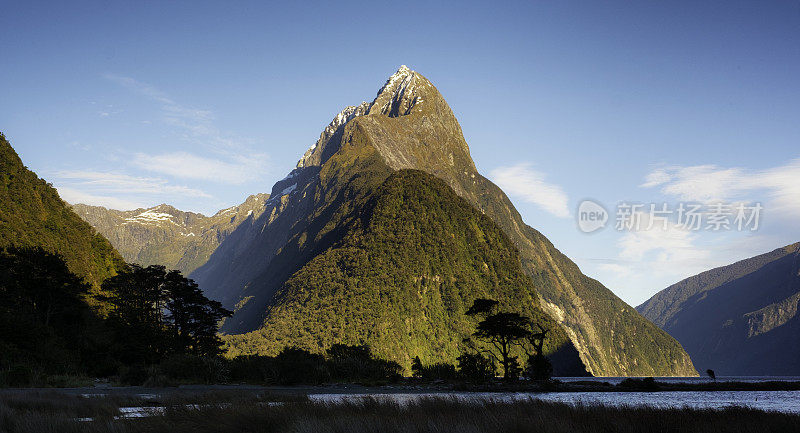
[310,390,800,413]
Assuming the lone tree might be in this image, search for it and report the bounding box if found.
[466,298,531,380]
[465,298,554,380]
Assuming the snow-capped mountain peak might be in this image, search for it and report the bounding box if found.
[369,65,429,117]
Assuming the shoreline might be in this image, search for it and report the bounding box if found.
[4,378,800,397]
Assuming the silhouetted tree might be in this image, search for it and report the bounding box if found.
[524,323,553,380]
[0,247,89,329]
[525,354,553,380]
[274,347,327,385]
[164,270,231,356]
[325,343,401,382]
[411,356,424,378]
[528,324,548,356]
[464,298,553,381]
[101,264,231,364]
[0,247,97,372]
[409,355,457,381]
[101,264,170,364]
[472,311,531,380]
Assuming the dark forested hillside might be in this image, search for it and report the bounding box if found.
[225,169,587,375]
[0,132,124,291]
[638,243,800,375]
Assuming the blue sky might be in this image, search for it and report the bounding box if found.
[2,1,799,305]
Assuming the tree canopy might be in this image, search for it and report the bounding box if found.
[101,264,232,364]
[465,298,553,380]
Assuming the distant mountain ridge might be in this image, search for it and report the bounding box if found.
[72,194,269,276]
[190,66,696,376]
[637,242,800,375]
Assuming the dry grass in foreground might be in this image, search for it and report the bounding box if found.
[1,393,798,433]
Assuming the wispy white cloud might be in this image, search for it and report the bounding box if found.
[597,263,632,278]
[103,74,175,106]
[616,212,711,268]
[103,73,241,150]
[53,171,211,210]
[56,187,146,211]
[591,211,785,305]
[642,159,800,218]
[585,211,719,305]
[490,163,570,218]
[131,152,267,184]
[102,74,268,184]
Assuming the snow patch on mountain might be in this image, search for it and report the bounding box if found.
[123,210,178,226]
[296,101,371,168]
[280,183,297,196]
[370,65,427,117]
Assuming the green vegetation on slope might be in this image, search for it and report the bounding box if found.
[350,68,697,376]
[225,169,586,375]
[189,66,698,377]
[0,132,124,291]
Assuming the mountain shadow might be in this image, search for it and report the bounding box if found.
[638,242,800,375]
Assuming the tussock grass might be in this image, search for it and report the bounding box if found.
[1,392,798,433]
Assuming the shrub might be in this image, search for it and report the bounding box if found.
[326,344,401,383]
[619,377,660,391]
[4,365,33,387]
[273,347,328,385]
[411,356,458,381]
[119,364,148,386]
[228,355,273,384]
[457,352,495,382]
[525,354,553,381]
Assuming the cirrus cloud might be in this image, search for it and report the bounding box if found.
[53,170,211,211]
[490,163,570,218]
[131,151,268,184]
[642,158,800,219]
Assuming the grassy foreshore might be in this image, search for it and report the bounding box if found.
[4,377,800,394]
[0,389,798,433]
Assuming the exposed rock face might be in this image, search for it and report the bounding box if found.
[72,193,270,276]
[191,66,696,376]
[638,243,800,375]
